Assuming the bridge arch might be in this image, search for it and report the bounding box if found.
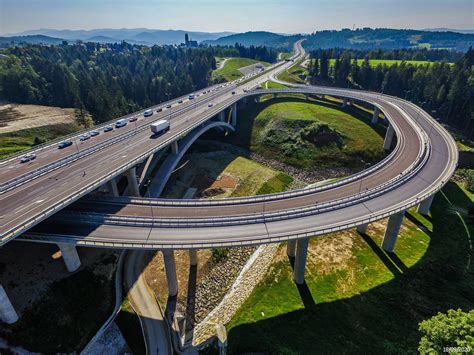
[147,120,235,197]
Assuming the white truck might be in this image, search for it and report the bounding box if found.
[150,119,170,135]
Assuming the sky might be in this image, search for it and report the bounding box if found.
[0,0,473,35]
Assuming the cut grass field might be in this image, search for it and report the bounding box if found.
[328,58,443,67]
[212,57,270,82]
[227,181,474,353]
[276,63,309,84]
[228,97,386,171]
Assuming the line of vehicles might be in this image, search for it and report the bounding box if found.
[18,75,253,163]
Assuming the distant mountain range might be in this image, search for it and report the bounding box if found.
[2,28,234,45]
[1,28,473,52]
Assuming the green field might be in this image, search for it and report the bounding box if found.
[226,181,474,353]
[328,58,437,68]
[212,57,270,82]
[228,98,386,170]
[280,52,294,60]
[0,123,80,159]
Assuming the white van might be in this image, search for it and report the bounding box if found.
[115,118,128,128]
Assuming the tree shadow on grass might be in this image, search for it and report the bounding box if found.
[227,182,473,354]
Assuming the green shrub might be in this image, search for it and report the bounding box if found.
[257,173,294,195]
[418,309,474,354]
[211,248,231,263]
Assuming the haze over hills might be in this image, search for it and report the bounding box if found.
[1,28,473,52]
[4,28,234,45]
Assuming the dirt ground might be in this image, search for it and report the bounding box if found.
[0,241,118,315]
[0,103,76,133]
[143,249,213,306]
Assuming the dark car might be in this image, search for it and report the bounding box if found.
[90,130,99,137]
[104,126,113,132]
[178,99,183,104]
[58,140,73,149]
[166,104,172,109]
[156,107,163,112]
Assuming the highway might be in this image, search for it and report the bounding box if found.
[0,40,458,250]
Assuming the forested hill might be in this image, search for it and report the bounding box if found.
[303,28,474,51]
[0,42,217,123]
[206,28,473,52]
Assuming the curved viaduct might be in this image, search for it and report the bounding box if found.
[0,41,458,323]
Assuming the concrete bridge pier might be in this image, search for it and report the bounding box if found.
[218,110,226,122]
[417,194,435,215]
[189,250,198,267]
[342,98,348,107]
[231,103,237,127]
[293,238,309,285]
[0,285,18,324]
[57,243,81,272]
[162,250,178,297]
[255,96,260,103]
[126,167,140,197]
[171,141,179,155]
[372,107,381,125]
[356,223,369,234]
[108,177,119,197]
[350,99,355,106]
[320,95,325,100]
[287,240,297,258]
[383,124,395,150]
[381,211,405,252]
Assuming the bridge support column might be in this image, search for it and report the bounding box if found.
[255,96,260,103]
[320,95,325,100]
[189,250,198,267]
[287,240,297,258]
[372,107,380,125]
[57,243,81,272]
[357,223,369,234]
[342,98,348,107]
[171,141,179,155]
[383,124,395,150]
[417,194,435,215]
[218,110,225,122]
[126,167,140,197]
[381,211,405,253]
[293,238,309,285]
[108,177,119,197]
[350,99,355,106]
[163,250,178,297]
[0,285,18,324]
[231,103,237,127]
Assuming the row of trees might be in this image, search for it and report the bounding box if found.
[0,42,217,123]
[308,48,474,137]
[310,47,464,63]
[210,43,278,63]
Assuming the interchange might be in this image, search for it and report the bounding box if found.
[0,40,459,327]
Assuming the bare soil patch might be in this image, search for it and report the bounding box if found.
[0,104,76,133]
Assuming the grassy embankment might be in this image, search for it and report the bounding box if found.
[227,180,474,353]
[212,57,270,82]
[227,96,386,171]
[0,124,80,159]
[276,62,309,84]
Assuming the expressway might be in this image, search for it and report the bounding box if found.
[0,45,299,245]
[1,40,457,253]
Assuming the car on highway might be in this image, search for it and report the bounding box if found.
[177,99,183,104]
[156,107,163,112]
[58,140,73,149]
[208,103,213,107]
[79,133,90,141]
[166,104,172,108]
[20,153,36,163]
[232,91,236,94]
[90,130,99,137]
[104,126,113,132]
[188,94,194,100]
[115,118,128,128]
[143,109,153,117]
[129,116,138,122]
